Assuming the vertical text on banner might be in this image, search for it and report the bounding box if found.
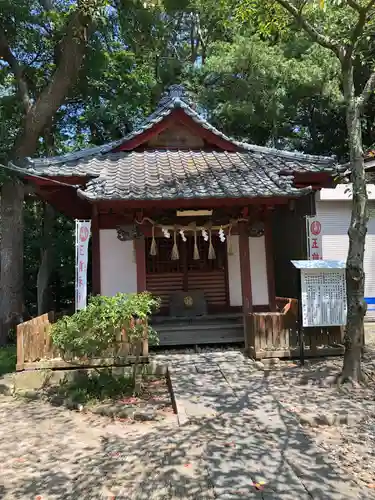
[306,216,323,260]
[75,220,91,311]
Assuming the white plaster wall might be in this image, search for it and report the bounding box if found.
[99,229,137,296]
[227,235,269,306]
[227,235,242,306]
[249,236,269,306]
[318,183,375,201]
[315,200,375,319]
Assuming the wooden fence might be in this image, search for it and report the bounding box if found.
[245,297,344,359]
[16,313,149,371]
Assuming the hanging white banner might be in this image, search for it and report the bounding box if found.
[75,220,91,311]
[306,216,323,260]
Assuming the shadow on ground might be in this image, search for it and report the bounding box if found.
[1,326,375,498]
[0,350,374,499]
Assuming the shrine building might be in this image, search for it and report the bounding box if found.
[20,85,344,349]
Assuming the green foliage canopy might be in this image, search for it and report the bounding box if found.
[197,34,346,154]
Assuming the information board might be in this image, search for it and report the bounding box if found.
[292,260,347,328]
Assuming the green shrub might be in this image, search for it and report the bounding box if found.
[0,345,16,376]
[51,292,160,360]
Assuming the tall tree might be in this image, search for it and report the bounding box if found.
[196,33,345,154]
[0,0,106,343]
[239,0,375,382]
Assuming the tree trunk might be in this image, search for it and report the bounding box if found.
[37,203,55,315]
[0,179,25,345]
[37,122,56,315]
[0,7,94,340]
[341,61,368,382]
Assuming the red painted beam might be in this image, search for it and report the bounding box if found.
[135,210,146,293]
[238,221,253,315]
[112,109,239,153]
[136,225,241,237]
[293,172,335,189]
[35,186,91,219]
[264,209,276,311]
[91,204,101,295]
[98,214,134,229]
[135,237,147,292]
[96,196,290,212]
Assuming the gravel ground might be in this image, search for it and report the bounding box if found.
[0,396,186,499]
[154,334,375,492]
[261,325,375,490]
[0,375,180,499]
[1,335,374,498]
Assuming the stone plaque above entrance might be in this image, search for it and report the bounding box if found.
[169,290,207,317]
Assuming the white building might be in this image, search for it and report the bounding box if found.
[315,156,375,319]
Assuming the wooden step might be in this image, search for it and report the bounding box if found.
[157,327,244,346]
[151,313,243,324]
[154,321,243,332]
[152,317,244,346]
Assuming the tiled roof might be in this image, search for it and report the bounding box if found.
[21,85,343,201]
[76,150,314,201]
[56,149,327,201]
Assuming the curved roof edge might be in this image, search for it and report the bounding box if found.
[25,84,337,171]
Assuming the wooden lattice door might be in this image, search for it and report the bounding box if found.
[145,235,229,311]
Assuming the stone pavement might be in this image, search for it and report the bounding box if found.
[0,350,374,499]
[154,350,375,499]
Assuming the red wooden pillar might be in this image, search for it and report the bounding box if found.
[239,221,253,352]
[264,209,276,311]
[238,221,253,314]
[135,236,147,292]
[91,204,101,295]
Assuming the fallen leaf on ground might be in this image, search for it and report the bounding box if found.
[253,483,265,491]
[251,481,266,490]
[120,397,140,404]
